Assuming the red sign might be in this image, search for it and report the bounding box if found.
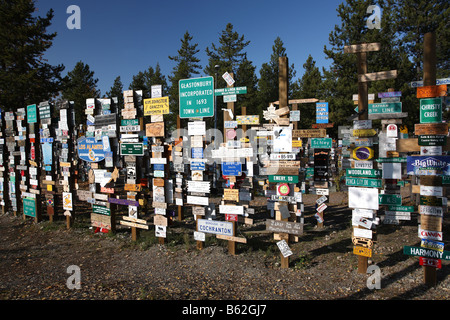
[100,187,114,194]
[30,146,35,160]
[225,214,238,222]
[419,257,441,269]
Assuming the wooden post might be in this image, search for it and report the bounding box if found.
[278,56,290,269]
[422,31,438,287]
[222,73,236,256]
[176,114,184,221]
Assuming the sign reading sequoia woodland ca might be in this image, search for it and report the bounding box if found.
[179,76,214,118]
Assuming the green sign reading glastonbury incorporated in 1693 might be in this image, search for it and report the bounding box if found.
[179,76,214,119]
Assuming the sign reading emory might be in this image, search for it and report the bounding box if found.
[179,76,214,118]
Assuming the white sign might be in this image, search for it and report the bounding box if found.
[197,219,233,236]
[353,227,373,239]
[386,124,398,138]
[419,205,443,217]
[317,203,327,213]
[352,160,373,169]
[270,153,296,160]
[276,240,293,258]
[420,146,442,156]
[62,192,73,211]
[348,187,379,210]
[222,72,235,87]
[316,188,329,195]
[273,127,292,153]
[419,185,443,197]
[352,208,375,218]
[187,181,211,194]
[219,205,244,215]
[194,231,205,242]
[188,121,206,136]
[186,195,209,206]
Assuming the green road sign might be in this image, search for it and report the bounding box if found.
[179,76,214,118]
[379,194,402,205]
[27,104,37,123]
[311,138,332,149]
[368,102,402,114]
[346,168,382,178]
[376,157,407,163]
[345,177,382,188]
[403,246,450,260]
[23,198,36,217]
[214,86,247,96]
[420,98,442,123]
[121,119,139,126]
[269,175,299,184]
[388,205,414,212]
[120,143,144,156]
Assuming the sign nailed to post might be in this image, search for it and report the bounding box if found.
[179,76,214,118]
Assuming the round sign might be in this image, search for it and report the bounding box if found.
[226,129,236,140]
[277,183,290,196]
[353,146,374,161]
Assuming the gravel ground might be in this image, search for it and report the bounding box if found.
[0,190,449,311]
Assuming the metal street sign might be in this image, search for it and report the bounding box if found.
[346,168,382,178]
[418,135,447,146]
[346,177,382,188]
[179,76,214,118]
[311,138,332,149]
[379,194,402,205]
[369,102,402,114]
[403,246,450,260]
[214,87,247,96]
[420,98,442,123]
[268,175,299,184]
[120,143,144,156]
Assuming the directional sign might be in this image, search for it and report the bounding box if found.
[179,76,214,118]
[346,177,382,188]
[417,85,447,98]
[379,194,402,205]
[346,168,382,178]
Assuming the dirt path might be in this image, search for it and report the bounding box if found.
[0,192,449,304]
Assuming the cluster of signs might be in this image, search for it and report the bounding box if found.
[346,119,380,258]
[403,83,449,267]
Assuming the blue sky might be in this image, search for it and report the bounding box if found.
[35,0,344,96]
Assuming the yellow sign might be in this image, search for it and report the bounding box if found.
[353,246,372,257]
[144,97,169,116]
[292,140,302,147]
[352,129,377,137]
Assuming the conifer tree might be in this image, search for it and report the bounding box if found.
[62,61,100,124]
[0,0,64,110]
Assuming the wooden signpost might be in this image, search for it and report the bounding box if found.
[120,90,149,240]
[0,109,7,215]
[405,32,446,286]
[344,42,398,274]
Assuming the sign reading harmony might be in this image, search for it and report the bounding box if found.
[179,76,214,118]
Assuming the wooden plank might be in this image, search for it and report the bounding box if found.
[415,123,449,135]
[216,234,247,244]
[358,70,398,82]
[344,43,381,54]
[120,220,149,230]
[397,138,450,152]
[417,85,447,98]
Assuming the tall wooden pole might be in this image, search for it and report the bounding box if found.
[278,56,290,269]
[422,31,437,286]
[356,52,369,273]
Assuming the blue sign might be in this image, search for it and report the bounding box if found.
[77,136,111,163]
[316,102,329,124]
[191,161,205,171]
[191,147,203,159]
[222,161,242,176]
[153,164,165,171]
[406,156,450,176]
[42,143,52,165]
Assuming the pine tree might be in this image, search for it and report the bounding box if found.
[204,23,250,129]
[168,31,202,131]
[235,55,259,119]
[322,0,415,129]
[394,0,449,79]
[0,0,64,110]
[258,37,296,110]
[291,55,323,129]
[62,61,100,124]
[106,76,124,109]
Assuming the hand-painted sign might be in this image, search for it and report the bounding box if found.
[77,136,111,162]
[352,147,374,161]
